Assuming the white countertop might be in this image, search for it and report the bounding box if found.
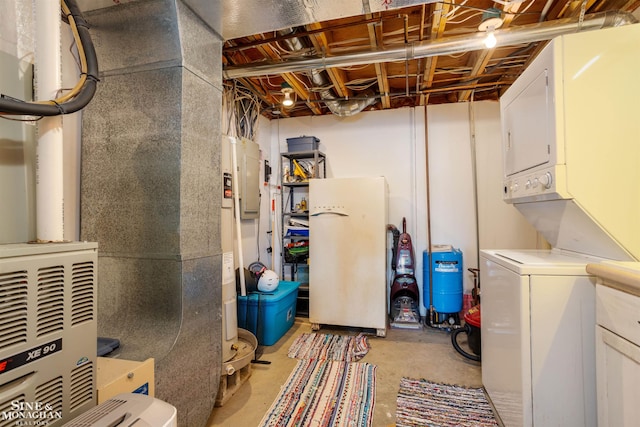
[586,262,640,297]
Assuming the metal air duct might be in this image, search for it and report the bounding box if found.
[224,11,637,80]
[278,28,377,117]
[222,0,441,40]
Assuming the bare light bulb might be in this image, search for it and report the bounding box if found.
[484,28,497,48]
[282,91,294,107]
[478,11,502,49]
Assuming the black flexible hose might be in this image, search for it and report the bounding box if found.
[451,325,481,362]
[0,0,98,116]
[386,224,399,271]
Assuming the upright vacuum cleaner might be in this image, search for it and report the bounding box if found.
[387,218,421,329]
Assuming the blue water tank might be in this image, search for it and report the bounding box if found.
[423,248,463,314]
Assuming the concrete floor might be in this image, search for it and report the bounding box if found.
[207,317,482,427]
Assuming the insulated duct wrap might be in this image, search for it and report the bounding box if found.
[222,0,440,40]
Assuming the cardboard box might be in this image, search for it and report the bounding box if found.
[237,281,300,345]
[96,357,154,403]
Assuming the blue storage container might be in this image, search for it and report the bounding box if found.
[237,281,300,346]
[423,248,463,314]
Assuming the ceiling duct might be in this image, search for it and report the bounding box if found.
[225,11,637,80]
[279,28,377,117]
[222,0,441,40]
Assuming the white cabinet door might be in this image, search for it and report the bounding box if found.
[501,67,551,177]
[596,326,640,427]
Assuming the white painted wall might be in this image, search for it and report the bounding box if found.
[0,51,36,244]
[273,107,425,237]
[265,102,540,314]
[1,1,82,243]
[1,1,35,243]
[426,103,478,287]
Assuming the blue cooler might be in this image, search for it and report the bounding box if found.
[237,281,300,346]
[423,247,463,314]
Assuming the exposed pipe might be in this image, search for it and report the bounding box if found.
[310,66,376,116]
[468,97,480,275]
[224,16,383,53]
[0,0,98,116]
[35,0,64,242]
[423,104,434,327]
[230,137,247,297]
[323,94,376,117]
[224,11,636,80]
[278,28,376,117]
[539,0,555,22]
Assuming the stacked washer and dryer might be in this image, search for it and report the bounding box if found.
[482,23,640,427]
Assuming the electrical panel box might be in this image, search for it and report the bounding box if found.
[237,138,260,219]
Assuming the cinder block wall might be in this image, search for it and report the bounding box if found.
[80,1,223,424]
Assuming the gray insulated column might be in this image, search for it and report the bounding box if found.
[79,1,224,425]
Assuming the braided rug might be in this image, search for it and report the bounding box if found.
[258,358,376,427]
[287,332,370,362]
[396,378,498,427]
[259,332,376,427]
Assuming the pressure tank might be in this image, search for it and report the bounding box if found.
[423,246,463,314]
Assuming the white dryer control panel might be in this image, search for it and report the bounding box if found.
[503,165,565,203]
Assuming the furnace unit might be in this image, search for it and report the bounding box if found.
[0,242,97,425]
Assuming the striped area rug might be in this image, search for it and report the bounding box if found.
[396,378,498,427]
[258,358,377,427]
[287,333,370,362]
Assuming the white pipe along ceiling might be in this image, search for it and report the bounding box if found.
[220,1,639,119]
[224,11,636,79]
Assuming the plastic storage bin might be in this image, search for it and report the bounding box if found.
[287,136,319,152]
[423,247,463,314]
[237,281,300,345]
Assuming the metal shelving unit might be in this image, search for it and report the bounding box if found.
[280,150,326,317]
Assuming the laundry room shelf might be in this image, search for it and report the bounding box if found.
[280,149,326,318]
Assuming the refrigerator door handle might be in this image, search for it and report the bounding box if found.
[310,209,349,217]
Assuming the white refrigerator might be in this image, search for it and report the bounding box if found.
[309,177,388,337]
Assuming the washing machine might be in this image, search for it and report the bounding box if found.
[480,249,600,427]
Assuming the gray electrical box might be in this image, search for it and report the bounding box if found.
[237,138,260,219]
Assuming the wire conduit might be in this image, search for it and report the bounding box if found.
[0,0,99,117]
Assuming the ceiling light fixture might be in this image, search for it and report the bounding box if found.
[478,8,503,49]
[484,28,498,48]
[281,82,294,107]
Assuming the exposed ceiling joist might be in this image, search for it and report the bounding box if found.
[306,22,350,99]
[458,1,523,102]
[367,14,391,109]
[221,1,639,119]
[420,2,451,106]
